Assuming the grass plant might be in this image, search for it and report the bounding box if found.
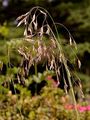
[0,6,85,120]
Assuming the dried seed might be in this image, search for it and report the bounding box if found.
[40,27,43,35]
[33,21,37,30]
[17,19,25,27]
[32,14,35,22]
[46,25,50,35]
[24,28,28,36]
[77,59,81,69]
[40,10,46,16]
[16,12,29,21]
[73,40,77,50]
[69,37,72,45]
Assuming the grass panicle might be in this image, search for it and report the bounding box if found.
[16,6,84,119]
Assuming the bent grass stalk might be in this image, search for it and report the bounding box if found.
[36,6,79,119]
[16,6,81,119]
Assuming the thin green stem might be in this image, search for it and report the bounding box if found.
[63,58,80,120]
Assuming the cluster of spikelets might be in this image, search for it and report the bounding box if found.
[16,6,83,96]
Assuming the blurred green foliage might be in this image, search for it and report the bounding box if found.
[0,79,90,120]
[0,23,9,38]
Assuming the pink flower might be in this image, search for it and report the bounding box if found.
[64,104,90,112]
[64,104,74,110]
[86,105,90,111]
[78,106,87,112]
[78,105,90,112]
[46,75,52,80]
[46,75,58,87]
